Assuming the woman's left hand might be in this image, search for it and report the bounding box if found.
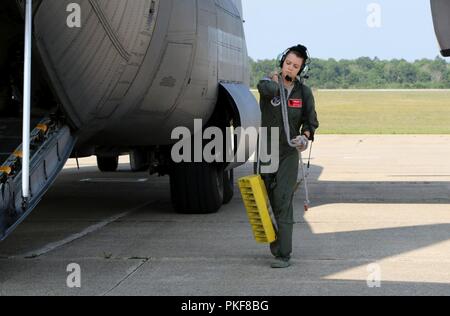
[292,135,309,152]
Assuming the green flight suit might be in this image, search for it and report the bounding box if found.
[257,77,319,261]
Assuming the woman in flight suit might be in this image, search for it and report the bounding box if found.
[257,45,319,268]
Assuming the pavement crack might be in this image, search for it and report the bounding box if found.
[102,258,149,296]
[16,201,158,259]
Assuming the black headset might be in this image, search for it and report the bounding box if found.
[279,44,311,79]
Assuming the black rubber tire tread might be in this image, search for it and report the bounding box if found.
[170,162,224,214]
[130,150,148,172]
[97,156,119,172]
[222,169,234,205]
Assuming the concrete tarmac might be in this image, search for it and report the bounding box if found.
[0,135,450,296]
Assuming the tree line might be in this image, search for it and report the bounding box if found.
[249,56,450,89]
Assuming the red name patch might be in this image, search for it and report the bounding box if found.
[288,99,303,108]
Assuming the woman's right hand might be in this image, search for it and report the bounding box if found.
[270,71,279,83]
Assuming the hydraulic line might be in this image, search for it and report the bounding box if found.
[278,77,311,211]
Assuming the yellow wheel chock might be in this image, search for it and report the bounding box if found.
[0,166,12,175]
[238,175,276,244]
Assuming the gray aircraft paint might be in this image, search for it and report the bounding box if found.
[431,0,450,56]
[33,0,255,147]
[0,0,259,240]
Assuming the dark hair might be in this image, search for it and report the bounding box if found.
[279,44,309,69]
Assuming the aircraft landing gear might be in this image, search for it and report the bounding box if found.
[222,169,234,205]
[170,162,225,214]
[97,155,119,172]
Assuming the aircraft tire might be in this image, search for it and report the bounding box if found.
[170,162,224,214]
[130,150,148,172]
[222,169,234,205]
[97,156,119,172]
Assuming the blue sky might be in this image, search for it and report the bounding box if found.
[242,0,442,61]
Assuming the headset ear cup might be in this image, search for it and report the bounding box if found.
[279,48,289,69]
[279,55,285,69]
[300,60,310,78]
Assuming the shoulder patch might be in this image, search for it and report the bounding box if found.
[271,97,281,107]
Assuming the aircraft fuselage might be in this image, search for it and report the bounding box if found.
[34,0,249,147]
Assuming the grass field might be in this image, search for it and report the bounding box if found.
[252,90,450,134]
